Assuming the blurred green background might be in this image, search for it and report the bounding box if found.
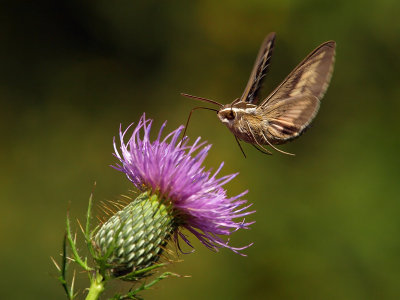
[1,0,400,299]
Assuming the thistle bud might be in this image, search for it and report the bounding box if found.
[95,192,175,278]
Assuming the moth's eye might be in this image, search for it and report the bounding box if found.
[226,110,236,120]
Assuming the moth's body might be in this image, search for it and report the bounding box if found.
[218,94,321,146]
[183,32,336,155]
[218,104,271,144]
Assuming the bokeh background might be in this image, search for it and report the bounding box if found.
[1,0,400,299]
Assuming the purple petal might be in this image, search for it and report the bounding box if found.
[113,113,255,254]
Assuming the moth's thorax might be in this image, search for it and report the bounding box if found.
[217,102,268,143]
[217,102,257,125]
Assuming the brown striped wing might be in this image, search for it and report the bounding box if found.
[259,41,335,143]
[260,95,320,143]
[239,32,276,105]
[261,41,336,108]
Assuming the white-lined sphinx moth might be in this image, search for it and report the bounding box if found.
[182,33,336,156]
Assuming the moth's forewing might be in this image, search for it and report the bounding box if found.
[261,41,336,108]
[260,95,320,143]
[240,32,276,105]
[257,41,335,144]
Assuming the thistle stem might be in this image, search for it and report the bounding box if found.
[85,273,105,300]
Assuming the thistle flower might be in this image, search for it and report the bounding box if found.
[94,113,254,278]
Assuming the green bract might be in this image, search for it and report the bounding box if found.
[94,192,175,279]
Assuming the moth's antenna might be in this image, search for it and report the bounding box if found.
[181,93,223,107]
[180,106,219,144]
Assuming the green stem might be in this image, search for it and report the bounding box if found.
[85,273,105,300]
[66,214,92,271]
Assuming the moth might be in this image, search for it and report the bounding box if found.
[182,32,336,156]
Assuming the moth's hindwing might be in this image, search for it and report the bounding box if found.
[260,95,320,144]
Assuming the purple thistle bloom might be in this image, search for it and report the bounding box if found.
[113,113,254,254]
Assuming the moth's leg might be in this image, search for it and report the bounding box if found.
[260,131,295,156]
[234,135,247,158]
[245,120,273,155]
[252,144,272,155]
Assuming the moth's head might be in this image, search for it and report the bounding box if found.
[217,106,237,124]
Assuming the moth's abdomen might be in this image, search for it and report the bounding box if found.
[264,121,308,145]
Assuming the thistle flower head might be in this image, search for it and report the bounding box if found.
[94,113,254,278]
[113,113,254,252]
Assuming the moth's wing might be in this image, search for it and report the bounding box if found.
[260,95,320,142]
[261,41,336,108]
[239,32,276,105]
